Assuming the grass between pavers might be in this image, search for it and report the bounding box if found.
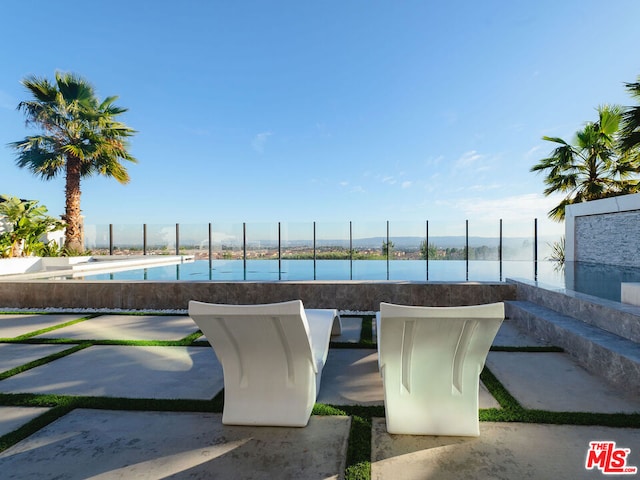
[1,313,639,480]
[0,343,92,381]
[0,314,100,342]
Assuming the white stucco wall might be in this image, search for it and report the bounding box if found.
[565,193,640,267]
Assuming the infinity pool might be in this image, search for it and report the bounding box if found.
[72,259,561,283]
[61,259,640,304]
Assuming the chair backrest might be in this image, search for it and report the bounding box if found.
[378,302,504,396]
[188,300,316,392]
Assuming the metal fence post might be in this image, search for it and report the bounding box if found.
[534,218,538,281]
[109,224,113,255]
[243,222,247,281]
[426,220,429,281]
[465,219,469,281]
[143,224,147,255]
[175,223,180,256]
[313,221,317,280]
[208,222,213,271]
[278,222,282,281]
[349,221,353,280]
[499,219,503,281]
[386,220,390,280]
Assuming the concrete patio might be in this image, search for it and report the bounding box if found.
[0,311,639,479]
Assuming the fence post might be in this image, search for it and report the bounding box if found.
[143,224,147,255]
[349,221,353,280]
[109,224,113,255]
[278,221,282,281]
[208,222,213,272]
[386,220,390,280]
[465,219,469,281]
[534,218,538,281]
[175,223,180,256]
[243,222,247,281]
[499,219,503,281]
[426,220,429,281]
[313,221,317,280]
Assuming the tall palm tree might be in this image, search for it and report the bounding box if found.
[531,105,640,221]
[620,76,640,153]
[10,72,137,252]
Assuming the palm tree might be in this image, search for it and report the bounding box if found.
[531,105,640,221]
[620,76,640,153]
[10,72,137,252]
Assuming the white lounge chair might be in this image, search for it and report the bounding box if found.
[376,302,504,436]
[188,300,341,427]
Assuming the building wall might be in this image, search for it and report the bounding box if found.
[565,193,640,267]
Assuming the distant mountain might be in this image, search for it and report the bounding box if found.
[312,235,553,249]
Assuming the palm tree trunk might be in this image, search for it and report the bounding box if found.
[64,156,84,253]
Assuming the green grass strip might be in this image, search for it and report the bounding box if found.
[314,404,384,480]
[180,330,204,344]
[0,404,75,453]
[480,366,523,411]
[3,336,209,347]
[0,314,100,342]
[0,343,91,381]
[359,315,374,345]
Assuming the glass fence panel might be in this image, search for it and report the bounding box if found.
[210,222,243,280]
[315,222,350,279]
[177,224,210,259]
[107,224,140,254]
[352,221,386,280]
[79,219,564,285]
[466,219,499,281]
[388,221,427,281]
[84,224,109,252]
[281,222,314,280]
[245,222,278,280]
[501,219,535,261]
[145,224,178,255]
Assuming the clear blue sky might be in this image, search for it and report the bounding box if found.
[2,0,640,239]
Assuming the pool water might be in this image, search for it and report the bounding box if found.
[67,259,640,304]
[75,259,563,284]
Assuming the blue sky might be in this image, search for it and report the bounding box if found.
[2,0,640,239]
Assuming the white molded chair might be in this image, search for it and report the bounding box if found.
[376,302,504,436]
[188,300,341,427]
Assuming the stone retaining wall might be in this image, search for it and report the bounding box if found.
[0,281,516,311]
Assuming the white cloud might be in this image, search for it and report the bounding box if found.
[382,176,396,185]
[251,131,273,153]
[455,150,485,168]
[524,145,542,159]
[453,193,565,226]
[402,181,412,189]
[425,155,445,167]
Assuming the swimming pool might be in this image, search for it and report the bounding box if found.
[62,259,640,304]
[71,259,562,283]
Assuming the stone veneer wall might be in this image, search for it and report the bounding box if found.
[0,281,516,311]
[575,210,640,266]
[565,193,640,267]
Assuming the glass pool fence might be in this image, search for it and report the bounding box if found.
[83,219,563,283]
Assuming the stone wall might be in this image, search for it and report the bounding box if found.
[565,193,640,267]
[0,280,516,311]
[575,210,640,266]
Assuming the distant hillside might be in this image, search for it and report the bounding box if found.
[313,235,554,249]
